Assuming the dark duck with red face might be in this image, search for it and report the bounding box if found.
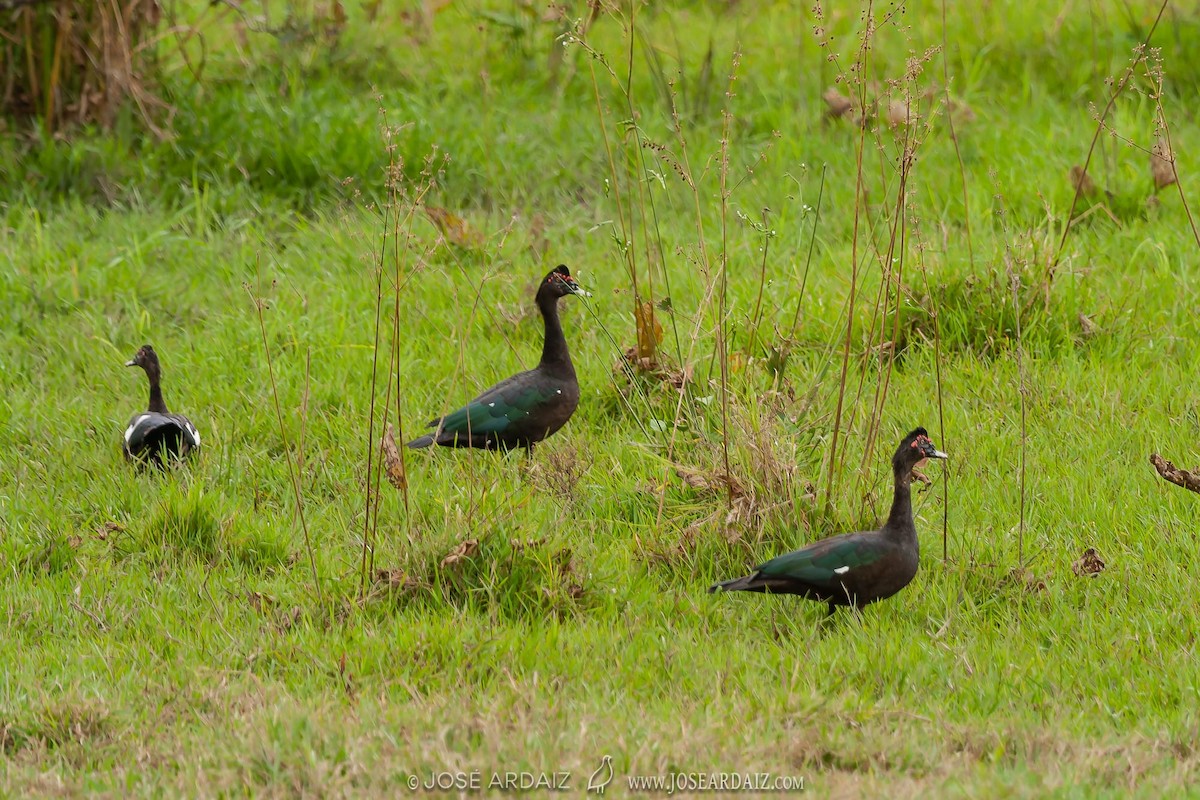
[709,428,947,615]
[122,345,201,466]
[407,265,589,452]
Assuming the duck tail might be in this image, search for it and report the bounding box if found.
[406,434,435,449]
[708,572,765,593]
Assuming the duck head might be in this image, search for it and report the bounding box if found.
[893,427,948,475]
[539,265,590,301]
[125,344,161,376]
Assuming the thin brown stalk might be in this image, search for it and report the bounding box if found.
[1011,268,1027,566]
[360,239,386,600]
[43,6,66,136]
[716,51,741,503]
[361,130,437,599]
[297,347,311,475]
[1155,114,1200,250]
[390,198,411,530]
[248,279,323,606]
[618,5,643,305]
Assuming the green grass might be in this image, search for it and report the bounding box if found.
[4,0,1200,795]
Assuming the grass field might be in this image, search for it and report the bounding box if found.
[4,0,1200,796]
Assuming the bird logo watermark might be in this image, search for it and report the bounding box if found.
[586,755,614,794]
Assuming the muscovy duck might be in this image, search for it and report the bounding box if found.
[407,265,588,451]
[122,344,200,466]
[709,427,947,614]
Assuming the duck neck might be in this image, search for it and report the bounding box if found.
[145,364,169,414]
[537,293,574,378]
[884,467,915,538]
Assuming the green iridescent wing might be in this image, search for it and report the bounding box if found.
[756,535,884,588]
[435,382,560,436]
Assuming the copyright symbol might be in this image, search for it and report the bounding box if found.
[408,774,419,791]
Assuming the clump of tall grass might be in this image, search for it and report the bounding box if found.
[2,0,166,135]
[128,482,289,569]
[361,522,594,622]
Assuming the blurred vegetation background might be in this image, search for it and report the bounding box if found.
[4,0,1199,211]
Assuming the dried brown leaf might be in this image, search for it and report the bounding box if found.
[441,538,480,569]
[674,465,747,498]
[615,346,690,390]
[96,521,124,540]
[373,568,426,593]
[381,423,407,493]
[510,536,549,551]
[634,300,663,362]
[1071,547,1106,577]
[374,568,405,587]
[1151,137,1177,191]
[676,468,709,490]
[618,348,655,375]
[1150,453,1200,494]
[665,364,693,389]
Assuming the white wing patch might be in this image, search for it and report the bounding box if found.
[125,414,151,444]
[833,566,850,575]
[186,422,200,447]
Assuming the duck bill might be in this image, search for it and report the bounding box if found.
[124,359,137,367]
[931,450,949,459]
[566,281,591,298]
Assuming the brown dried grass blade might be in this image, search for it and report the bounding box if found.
[381,423,407,493]
[1150,453,1200,494]
[634,300,663,362]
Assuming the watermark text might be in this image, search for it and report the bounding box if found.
[406,770,571,792]
[626,771,804,794]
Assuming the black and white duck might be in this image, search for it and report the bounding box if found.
[122,344,200,466]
